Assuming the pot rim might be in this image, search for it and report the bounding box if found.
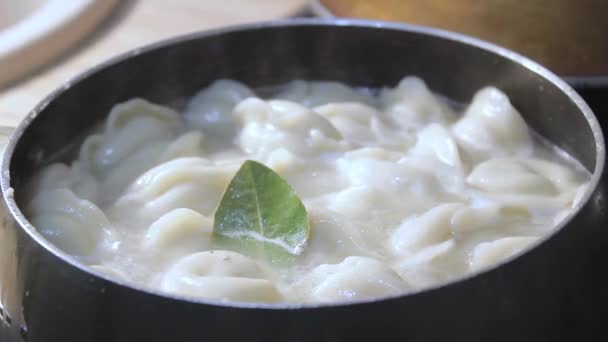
[1,18,605,310]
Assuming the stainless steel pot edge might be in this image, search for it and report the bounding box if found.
[1,18,605,310]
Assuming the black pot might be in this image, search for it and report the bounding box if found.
[0,19,605,342]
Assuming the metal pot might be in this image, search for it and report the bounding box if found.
[0,19,605,342]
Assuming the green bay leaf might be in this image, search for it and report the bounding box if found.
[213,160,309,264]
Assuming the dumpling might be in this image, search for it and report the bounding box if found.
[392,239,455,288]
[521,157,582,193]
[105,98,180,132]
[467,158,583,214]
[79,99,183,200]
[263,148,300,173]
[25,188,110,256]
[314,102,380,143]
[449,204,502,235]
[293,256,408,303]
[274,80,377,107]
[452,87,532,160]
[380,76,455,129]
[407,124,462,168]
[325,185,434,222]
[337,147,442,195]
[389,203,463,255]
[470,236,538,271]
[164,250,264,278]
[234,98,346,159]
[183,79,254,137]
[25,162,99,203]
[161,251,280,302]
[111,157,237,226]
[159,131,204,162]
[307,186,432,260]
[143,208,212,252]
[88,99,180,172]
[467,158,557,195]
[302,207,377,262]
[341,146,403,161]
[400,123,465,190]
[314,102,413,148]
[391,202,527,248]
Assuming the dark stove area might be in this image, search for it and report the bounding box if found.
[576,85,608,122]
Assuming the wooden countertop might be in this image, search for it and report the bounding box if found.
[0,0,307,127]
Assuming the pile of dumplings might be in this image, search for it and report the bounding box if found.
[24,77,589,304]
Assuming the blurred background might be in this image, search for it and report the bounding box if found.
[0,0,307,127]
[1,0,606,129]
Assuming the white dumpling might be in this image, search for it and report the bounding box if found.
[466,158,577,215]
[337,148,442,195]
[472,193,577,216]
[325,185,434,223]
[159,131,204,162]
[295,256,408,303]
[302,207,377,262]
[392,202,523,245]
[234,98,346,159]
[449,204,502,235]
[143,208,212,251]
[90,99,180,170]
[452,87,532,160]
[111,157,237,225]
[341,146,403,161]
[25,162,99,203]
[263,148,300,173]
[407,124,462,169]
[467,158,557,195]
[380,76,455,129]
[392,239,455,288]
[26,164,73,191]
[183,79,254,138]
[97,140,171,202]
[79,99,182,199]
[314,102,379,143]
[161,251,280,302]
[274,80,377,107]
[165,250,264,277]
[470,236,538,271]
[401,123,465,190]
[521,157,582,193]
[105,98,180,132]
[308,186,430,260]
[26,188,110,255]
[389,203,463,255]
[314,102,412,148]
[167,276,280,303]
